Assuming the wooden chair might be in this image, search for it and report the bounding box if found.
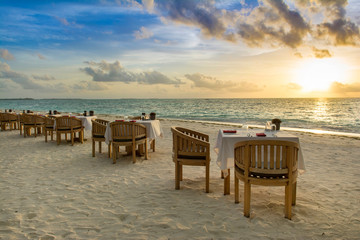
[44,116,55,142]
[0,113,18,131]
[234,140,299,220]
[171,127,210,193]
[23,114,45,137]
[91,118,111,157]
[110,121,148,164]
[18,113,24,135]
[55,116,84,145]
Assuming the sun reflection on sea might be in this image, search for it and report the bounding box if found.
[312,99,329,122]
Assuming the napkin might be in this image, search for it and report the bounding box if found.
[256,133,266,137]
[130,120,136,122]
[115,120,125,122]
[223,130,237,133]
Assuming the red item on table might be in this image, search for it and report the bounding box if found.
[223,130,237,133]
[256,133,266,137]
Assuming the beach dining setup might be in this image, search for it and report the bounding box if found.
[1,108,305,220]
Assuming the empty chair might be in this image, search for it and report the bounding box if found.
[171,127,210,193]
[23,114,45,137]
[55,116,84,145]
[0,113,18,131]
[44,116,56,142]
[234,140,299,220]
[110,121,148,164]
[91,118,111,157]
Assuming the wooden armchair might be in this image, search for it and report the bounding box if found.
[23,114,45,137]
[171,127,210,193]
[110,121,148,164]
[234,140,299,220]
[91,118,110,157]
[0,113,18,131]
[44,116,55,142]
[55,116,84,145]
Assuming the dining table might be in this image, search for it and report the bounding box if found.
[214,128,305,195]
[104,119,164,151]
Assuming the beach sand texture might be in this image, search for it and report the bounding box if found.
[1,118,360,239]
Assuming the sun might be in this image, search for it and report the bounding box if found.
[294,58,347,92]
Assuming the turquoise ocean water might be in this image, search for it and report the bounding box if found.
[1,98,359,135]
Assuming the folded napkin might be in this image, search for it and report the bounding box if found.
[130,120,136,122]
[256,133,266,137]
[115,120,125,122]
[223,130,237,133]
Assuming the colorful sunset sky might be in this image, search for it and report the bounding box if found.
[1,0,359,98]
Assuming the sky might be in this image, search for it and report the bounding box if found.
[0,0,360,99]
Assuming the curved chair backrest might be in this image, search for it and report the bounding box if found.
[171,126,210,159]
[234,140,299,181]
[110,121,146,142]
[44,116,55,127]
[23,114,45,125]
[91,119,108,137]
[56,116,82,130]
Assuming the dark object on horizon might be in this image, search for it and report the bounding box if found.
[27,110,31,113]
[54,110,58,114]
[89,110,94,116]
[272,118,282,130]
[141,112,146,120]
[9,109,12,112]
[84,111,87,116]
[150,112,156,120]
[49,110,52,115]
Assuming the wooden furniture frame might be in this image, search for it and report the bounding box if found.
[234,140,299,220]
[44,116,55,142]
[92,119,111,157]
[110,121,148,164]
[55,116,84,145]
[171,127,210,193]
[0,113,18,131]
[23,114,45,137]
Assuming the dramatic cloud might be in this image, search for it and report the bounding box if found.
[73,81,108,91]
[150,0,360,51]
[329,81,360,93]
[0,49,15,61]
[134,26,154,40]
[312,47,332,58]
[32,74,56,81]
[185,73,262,92]
[0,62,44,89]
[80,60,184,86]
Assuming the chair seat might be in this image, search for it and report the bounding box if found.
[57,127,82,131]
[93,134,105,138]
[177,155,207,160]
[113,136,146,142]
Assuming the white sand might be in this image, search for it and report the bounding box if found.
[1,117,360,239]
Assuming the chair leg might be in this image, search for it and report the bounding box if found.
[292,182,297,206]
[108,142,112,158]
[144,141,148,160]
[205,162,209,193]
[99,141,102,153]
[112,143,117,164]
[132,144,136,163]
[244,182,251,218]
[235,173,239,203]
[175,161,180,190]
[57,133,60,145]
[285,183,292,220]
[179,165,183,181]
[71,132,74,145]
[45,129,48,142]
[92,139,95,157]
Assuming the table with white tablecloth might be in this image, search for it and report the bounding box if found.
[215,129,305,195]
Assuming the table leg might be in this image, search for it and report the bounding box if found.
[224,169,230,195]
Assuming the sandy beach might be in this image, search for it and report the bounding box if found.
[1,117,360,239]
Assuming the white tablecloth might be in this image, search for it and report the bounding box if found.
[215,129,305,175]
[104,120,163,145]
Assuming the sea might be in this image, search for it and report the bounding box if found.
[1,98,359,136]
